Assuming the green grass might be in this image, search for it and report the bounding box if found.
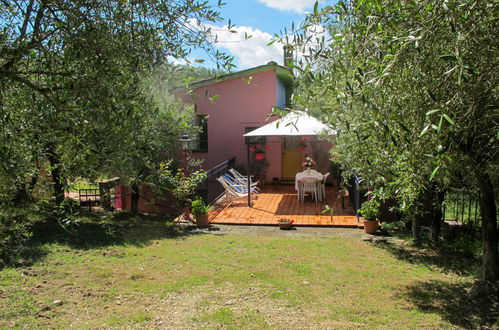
[0,214,496,329]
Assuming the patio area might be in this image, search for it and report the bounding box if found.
[209,185,361,227]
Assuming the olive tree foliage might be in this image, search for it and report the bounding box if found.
[0,0,233,205]
[289,0,498,280]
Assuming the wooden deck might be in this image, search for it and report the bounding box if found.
[209,185,361,227]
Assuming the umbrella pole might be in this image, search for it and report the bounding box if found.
[247,144,251,207]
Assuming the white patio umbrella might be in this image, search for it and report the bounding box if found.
[244,111,334,137]
[242,111,334,207]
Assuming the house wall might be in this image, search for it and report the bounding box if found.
[192,69,283,181]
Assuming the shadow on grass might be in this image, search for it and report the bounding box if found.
[401,279,499,328]
[374,240,480,277]
[32,211,197,248]
[11,211,204,268]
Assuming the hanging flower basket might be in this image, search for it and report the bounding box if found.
[297,138,308,152]
[250,144,269,160]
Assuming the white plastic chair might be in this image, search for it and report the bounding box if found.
[298,178,320,203]
[320,172,330,201]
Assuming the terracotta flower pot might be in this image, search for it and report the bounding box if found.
[195,214,210,228]
[363,219,379,235]
[255,153,265,160]
[278,220,294,230]
[278,222,293,230]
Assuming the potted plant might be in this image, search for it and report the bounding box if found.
[302,155,315,170]
[249,144,268,160]
[190,199,212,228]
[359,198,380,234]
[277,218,294,230]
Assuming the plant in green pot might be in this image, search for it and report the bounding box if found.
[359,198,380,235]
[191,199,212,228]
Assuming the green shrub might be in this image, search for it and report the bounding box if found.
[359,198,380,221]
[190,199,211,216]
[380,220,408,236]
[0,214,32,268]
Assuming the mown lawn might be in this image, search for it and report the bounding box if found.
[0,214,497,329]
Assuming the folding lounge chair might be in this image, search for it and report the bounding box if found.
[228,169,260,191]
[225,171,260,191]
[216,176,259,203]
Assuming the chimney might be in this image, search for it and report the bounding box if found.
[283,44,294,67]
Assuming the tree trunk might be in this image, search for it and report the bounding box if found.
[13,184,29,205]
[430,189,445,242]
[475,170,498,281]
[47,148,64,206]
[411,215,421,244]
[413,183,445,243]
[131,183,139,213]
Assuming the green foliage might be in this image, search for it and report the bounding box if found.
[380,221,409,237]
[359,198,380,221]
[288,0,497,206]
[287,0,498,279]
[0,0,234,206]
[190,199,211,216]
[0,214,32,268]
[157,160,207,207]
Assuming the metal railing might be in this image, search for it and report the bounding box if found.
[195,157,236,205]
[443,187,481,226]
[78,188,100,210]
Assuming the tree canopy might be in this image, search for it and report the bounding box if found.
[289,0,498,280]
[0,0,233,205]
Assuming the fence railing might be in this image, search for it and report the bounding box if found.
[195,157,236,205]
[78,188,100,210]
[443,187,481,226]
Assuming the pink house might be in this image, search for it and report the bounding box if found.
[187,61,332,183]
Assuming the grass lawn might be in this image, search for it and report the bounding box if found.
[0,213,497,328]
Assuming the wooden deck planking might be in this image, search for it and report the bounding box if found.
[209,185,359,227]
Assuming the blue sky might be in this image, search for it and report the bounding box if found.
[185,0,317,70]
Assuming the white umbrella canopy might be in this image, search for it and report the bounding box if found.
[243,111,334,137]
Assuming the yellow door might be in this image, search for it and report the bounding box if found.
[282,137,303,179]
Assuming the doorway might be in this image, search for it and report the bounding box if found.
[281,136,303,179]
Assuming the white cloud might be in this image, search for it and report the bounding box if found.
[257,0,316,14]
[208,24,284,69]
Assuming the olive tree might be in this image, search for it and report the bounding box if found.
[0,0,233,206]
[290,0,498,280]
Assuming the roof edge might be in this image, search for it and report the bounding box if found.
[190,63,293,89]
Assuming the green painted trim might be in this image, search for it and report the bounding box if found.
[190,63,293,89]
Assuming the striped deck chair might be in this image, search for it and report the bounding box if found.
[228,169,261,191]
[216,176,259,203]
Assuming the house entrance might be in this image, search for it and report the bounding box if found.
[281,136,302,179]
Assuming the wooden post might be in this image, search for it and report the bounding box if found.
[247,144,251,208]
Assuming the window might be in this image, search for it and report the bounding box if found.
[245,127,266,145]
[192,115,208,152]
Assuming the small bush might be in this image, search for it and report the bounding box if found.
[0,214,33,268]
[380,220,409,236]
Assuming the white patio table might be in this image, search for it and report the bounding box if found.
[295,170,324,202]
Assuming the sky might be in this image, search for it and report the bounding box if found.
[186,0,318,70]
